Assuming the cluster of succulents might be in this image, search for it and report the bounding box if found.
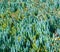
[0,0,60,52]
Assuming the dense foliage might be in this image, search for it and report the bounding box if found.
[0,0,60,52]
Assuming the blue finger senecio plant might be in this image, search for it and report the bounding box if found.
[0,0,60,52]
